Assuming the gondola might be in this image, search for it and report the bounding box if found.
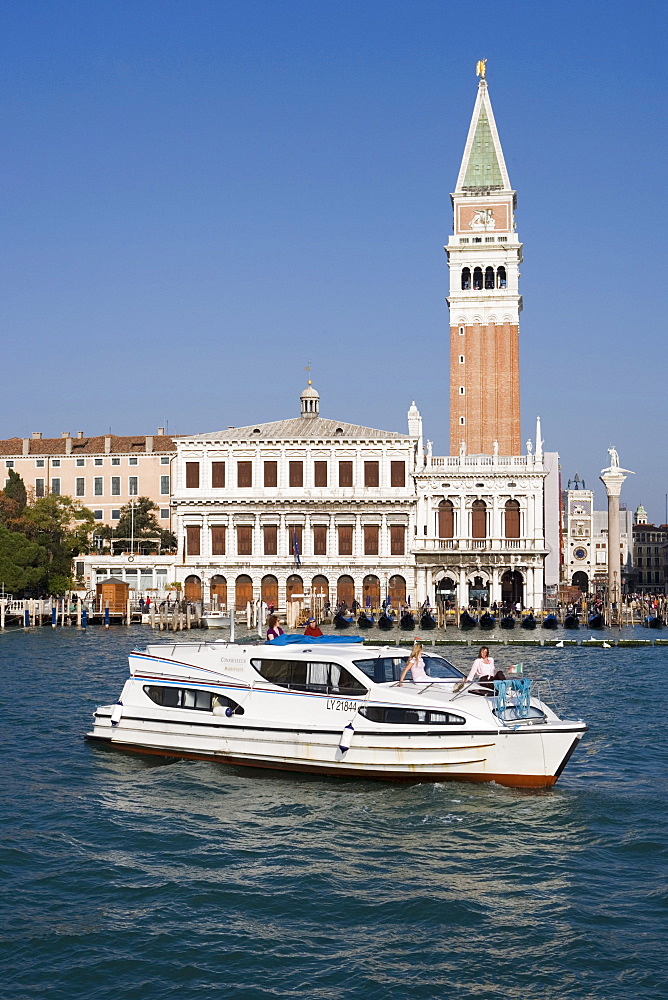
[479,612,496,630]
[400,611,416,630]
[644,616,663,629]
[357,611,374,629]
[499,615,515,630]
[520,614,537,630]
[541,614,558,630]
[333,612,353,629]
[587,613,604,630]
[459,611,478,630]
[419,611,437,630]
[378,611,395,630]
[563,614,579,629]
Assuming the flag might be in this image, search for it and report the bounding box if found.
[293,531,301,566]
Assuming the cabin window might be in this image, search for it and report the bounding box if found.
[353,655,463,684]
[473,266,483,290]
[250,659,367,696]
[359,706,465,726]
[314,461,328,487]
[497,266,507,288]
[461,267,471,290]
[143,685,243,714]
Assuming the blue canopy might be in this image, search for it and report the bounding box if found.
[266,634,364,645]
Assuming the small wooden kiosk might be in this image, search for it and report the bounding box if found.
[96,577,129,614]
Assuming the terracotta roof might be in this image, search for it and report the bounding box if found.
[0,434,176,456]
[180,416,408,442]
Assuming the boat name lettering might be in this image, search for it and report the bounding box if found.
[327,699,360,712]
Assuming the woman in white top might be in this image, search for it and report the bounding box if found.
[466,646,506,684]
[398,640,429,684]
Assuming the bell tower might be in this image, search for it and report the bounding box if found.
[446,63,522,455]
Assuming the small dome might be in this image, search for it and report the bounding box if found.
[300,380,320,418]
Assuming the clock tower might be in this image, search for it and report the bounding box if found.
[446,66,522,455]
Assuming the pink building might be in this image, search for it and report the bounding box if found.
[0,429,176,528]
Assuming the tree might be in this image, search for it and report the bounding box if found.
[0,470,28,530]
[0,525,46,594]
[102,497,176,554]
[21,494,95,594]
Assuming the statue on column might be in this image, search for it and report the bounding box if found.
[459,440,466,462]
[493,440,499,458]
[608,446,619,469]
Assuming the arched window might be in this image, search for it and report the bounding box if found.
[210,574,227,607]
[505,499,520,539]
[311,574,329,602]
[438,500,454,539]
[501,570,523,604]
[461,267,471,290]
[473,267,483,290]
[235,574,253,609]
[337,575,355,606]
[363,575,380,608]
[497,265,507,288]
[484,266,495,289]
[261,574,278,607]
[471,500,487,539]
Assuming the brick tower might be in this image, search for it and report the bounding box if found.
[446,65,521,455]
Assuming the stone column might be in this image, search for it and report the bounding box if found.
[600,450,633,613]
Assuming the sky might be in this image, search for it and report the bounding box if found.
[1,0,666,519]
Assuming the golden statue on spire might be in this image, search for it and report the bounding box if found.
[476,59,487,80]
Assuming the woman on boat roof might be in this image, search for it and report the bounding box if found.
[266,614,284,642]
[303,617,323,638]
[398,640,429,684]
[467,646,506,682]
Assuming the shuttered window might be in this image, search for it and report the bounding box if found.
[263,525,278,555]
[314,461,327,487]
[211,526,226,555]
[390,461,405,487]
[186,526,201,556]
[364,461,379,487]
[237,461,252,488]
[186,462,200,488]
[264,461,277,488]
[472,501,487,539]
[338,525,353,556]
[364,525,379,555]
[438,501,454,538]
[289,461,303,487]
[338,461,353,487]
[505,500,520,539]
[236,525,253,555]
[212,462,225,488]
[390,525,405,555]
[313,525,327,555]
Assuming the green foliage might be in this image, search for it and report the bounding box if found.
[0,470,28,530]
[4,469,27,510]
[0,525,46,593]
[21,494,95,593]
[102,497,176,554]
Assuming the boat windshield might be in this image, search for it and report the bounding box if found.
[352,655,464,684]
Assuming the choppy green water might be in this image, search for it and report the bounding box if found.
[2,627,666,1000]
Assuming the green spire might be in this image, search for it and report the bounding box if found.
[462,108,503,189]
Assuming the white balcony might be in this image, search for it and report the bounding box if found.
[413,537,544,553]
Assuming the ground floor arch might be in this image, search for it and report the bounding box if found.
[572,571,589,593]
[501,569,523,606]
[362,574,380,608]
[468,574,489,608]
[435,575,456,606]
[337,575,355,606]
[235,574,253,609]
[261,574,278,608]
[286,574,304,600]
[388,574,406,606]
[184,575,202,602]
[210,574,227,607]
[311,575,329,602]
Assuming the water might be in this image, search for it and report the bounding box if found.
[2,627,666,1000]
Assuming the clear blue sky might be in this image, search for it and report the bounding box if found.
[1,0,666,519]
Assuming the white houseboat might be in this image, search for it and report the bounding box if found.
[87,639,586,787]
